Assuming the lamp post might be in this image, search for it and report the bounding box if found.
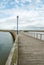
[17,16,19,35]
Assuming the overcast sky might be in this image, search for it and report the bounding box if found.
[0,0,44,30]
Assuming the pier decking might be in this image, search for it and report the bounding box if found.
[0,30,44,65]
[18,32,44,65]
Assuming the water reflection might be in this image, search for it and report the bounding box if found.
[0,32,13,65]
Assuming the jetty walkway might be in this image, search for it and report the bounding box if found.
[0,30,44,65]
[18,32,44,65]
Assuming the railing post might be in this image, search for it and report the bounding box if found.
[36,33,38,39]
[34,32,35,38]
[40,34,42,40]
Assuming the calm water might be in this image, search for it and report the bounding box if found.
[0,32,13,65]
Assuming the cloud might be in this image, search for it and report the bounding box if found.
[0,0,44,10]
[36,0,41,3]
[0,0,44,30]
[0,8,44,29]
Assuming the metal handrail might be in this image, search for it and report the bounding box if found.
[28,32,44,40]
[23,30,44,41]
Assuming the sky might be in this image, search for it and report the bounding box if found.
[0,0,44,30]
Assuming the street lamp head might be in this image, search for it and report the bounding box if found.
[17,16,19,18]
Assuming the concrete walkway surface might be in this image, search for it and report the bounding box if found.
[18,32,44,65]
